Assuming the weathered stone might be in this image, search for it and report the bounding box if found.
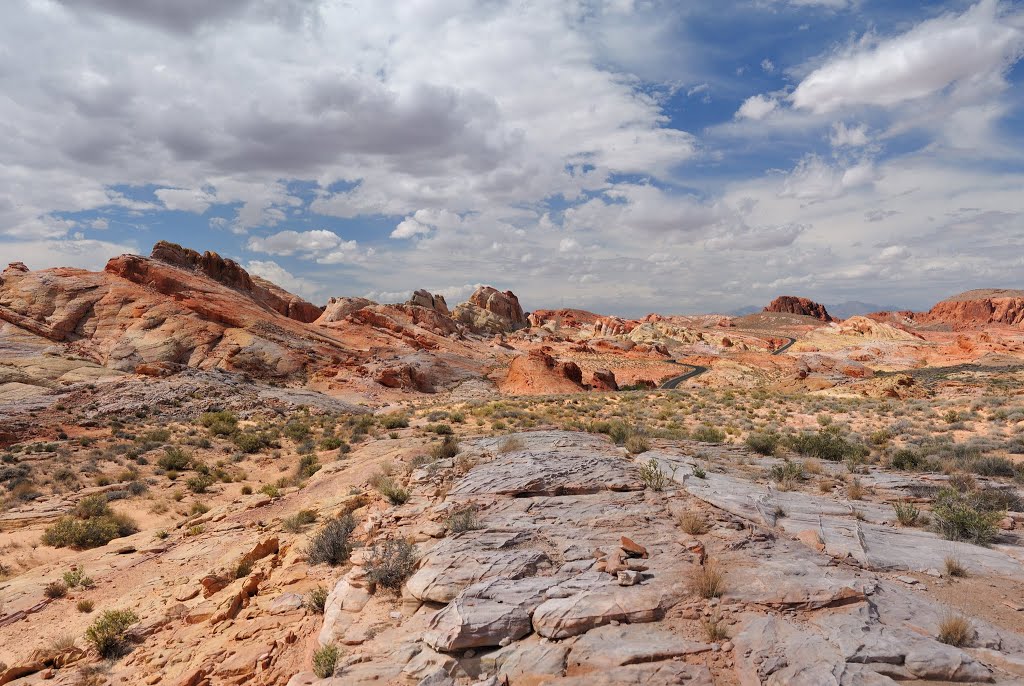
[566,624,711,670]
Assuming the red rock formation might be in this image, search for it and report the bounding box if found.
[919,290,1024,329]
[764,296,833,322]
[499,349,585,395]
[407,289,450,316]
[454,286,528,333]
[124,241,323,323]
[591,369,618,391]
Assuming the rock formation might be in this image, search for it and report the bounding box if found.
[454,286,528,334]
[407,289,450,316]
[919,289,1024,329]
[500,349,584,394]
[764,295,833,322]
[315,297,377,323]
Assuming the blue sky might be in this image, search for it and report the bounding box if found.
[1,0,1023,316]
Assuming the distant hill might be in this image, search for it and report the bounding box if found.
[829,301,899,319]
[727,305,760,317]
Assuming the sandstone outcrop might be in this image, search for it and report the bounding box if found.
[764,295,833,322]
[146,241,323,323]
[590,368,618,391]
[408,289,450,316]
[919,289,1024,329]
[454,286,528,334]
[499,349,584,395]
[315,296,376,323]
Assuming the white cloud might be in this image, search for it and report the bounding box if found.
[246,229,346,256]
[0,238,138,271]
[791,0,1024,114]
[735,94,779,120]
[761,58,775,73]
[829,122,869,147]
[391,217,433,239]
[155,187,217,213]
[244,259,321,300]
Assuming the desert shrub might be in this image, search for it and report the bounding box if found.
[846,478,866,500]
[638,458,669,491]
[157,447,191,472]
[307,514,356,566]
[306,585,329,614]
[608,421,629,445]
[364,539,418,590]
[746,432,779,456]
[702,612,729,641]
[259,483,280,498]
[85,609,138,658]
[370,473,410,505]
[429,436,460,460]
[767,460,804,485]
[890,449,926,471]
[75,495,111,519]
[312,644,340,678]
[893,500,921,526]
[427,423,453,436]
[379,414,409,430]
[283,420,311,442]
[42,509,138,549]
[200,411,238,436]
[496,436,525,453]
[932,487,1004,545]
[625,434,650,455]
[970,455,1017,478]
[296,455,321,480]
[692,465,707,479]
[445,506,482,534]
[241,485,253,495]
[63,568,94,588]
[692,426,725,443]
[232,431,271,454]
[44,580,68,598]
[186,474,214,494]
[319,437,343,451]
[788,427,866,463]
[283,509,318,532]
[691,559,725,599]
[937,615,972,647]
[126,480,148,496]
[77,599,94,613]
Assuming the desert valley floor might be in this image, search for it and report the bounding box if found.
[3,245,1024,685]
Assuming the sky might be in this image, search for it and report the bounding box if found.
[1,0,1023,316]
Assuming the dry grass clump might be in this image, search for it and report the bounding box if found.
[937,615,972,647]
[691,559,726,599]
[944,555,968,578]
[677,511,710,536]
[893,500,920,526]
[846,477,866,501]
[702,612,730,641]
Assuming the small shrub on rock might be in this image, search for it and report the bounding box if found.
[312,644,340,678]
[307,514,356,566]
[85,609,138,658]
[364,539,418,590]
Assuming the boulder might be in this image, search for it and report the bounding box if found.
[764,296,832,322]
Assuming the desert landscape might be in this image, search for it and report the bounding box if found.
[2,244,1024,685]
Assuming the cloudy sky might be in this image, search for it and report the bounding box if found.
[2,0,1023,315]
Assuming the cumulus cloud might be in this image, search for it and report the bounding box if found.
[736,94,779,120]
[246,230,348,256]
[829,122,869,147]
[245,259,321,300]
[791,0,1024,114]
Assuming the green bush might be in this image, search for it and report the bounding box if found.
[380,414,409,429]
[306,586,329,614]
[364,539,418,590]
[297,455,322,479]
[186,474,214,494]
[429,436,460,460]
[692,426,725,443]
[308,514,357,566]
[75,494,112,519]
[638,458,669,491]
[157,447,191,471]
[42,509,138,549]
[85,609,138,658]
[319,437,343,450]
[746,432,779,456]
[890,449,925,471]
[312,644,340,678]
[370,473,410,505]
[893,500,921,526]
[232,431,270,454]
[200,411,238,436]
[932,487,1004,545]
[767,460,804,484]
[787,427,866,463]
[427,423,453,435]
[284,421,311,442]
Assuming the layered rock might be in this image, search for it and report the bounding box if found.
[145,241,323,323]
[499,349,584,395]
[315,297,376,323]
[920,289,1024,329]
[764,295,833,322]
[407,289,450,316]
[454,286,528,334]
